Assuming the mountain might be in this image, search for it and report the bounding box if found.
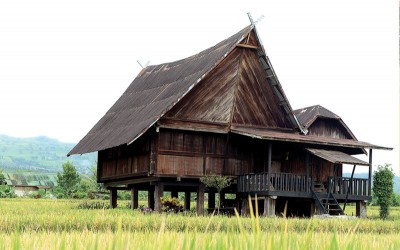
[0,135,96,174]
[343,172,400,194]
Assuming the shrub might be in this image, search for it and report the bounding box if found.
[373,164,394,219]
[160,197,183,213]
[0,185,16,198]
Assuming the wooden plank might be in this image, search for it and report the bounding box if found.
[236,44,259,50]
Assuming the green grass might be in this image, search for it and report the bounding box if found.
[0,198,399,249]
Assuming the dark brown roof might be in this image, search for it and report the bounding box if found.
[231,126,392,150]
[294,105,340,128]
[69,26,253,155]
[306,148,369,166]
[294,105,357,140]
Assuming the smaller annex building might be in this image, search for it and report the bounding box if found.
[68,24,391,217]
[3,172,56,196]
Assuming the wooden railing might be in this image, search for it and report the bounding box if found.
[327,177,370,196]
[237,172,310,193]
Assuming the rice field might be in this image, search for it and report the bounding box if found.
[0,198,399,249]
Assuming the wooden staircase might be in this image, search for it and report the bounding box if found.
[312,182,345,216]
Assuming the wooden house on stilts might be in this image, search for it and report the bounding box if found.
[68,24,391,217]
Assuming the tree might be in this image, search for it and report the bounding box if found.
[57,162,81,198]
[0,168,6,185]
[372,164,394,219]
[200,175,231,214]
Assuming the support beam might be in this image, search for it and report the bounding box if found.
[184,191,191,211]
[155,182,164,213]
[356,200,367,218]
[368,149,373,196]
[131,187,138,210]
[208,192,216,209]
[110,188,117,208]
[148,188,155,210]
[196,184,205,215]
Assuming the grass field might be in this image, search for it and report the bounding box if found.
[0,199,399,249]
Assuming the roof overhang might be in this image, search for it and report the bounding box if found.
[231,126,392,151]
[306,148,369,166]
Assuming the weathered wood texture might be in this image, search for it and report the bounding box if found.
[307,119,352,139]
[98,133,152,180]
[157,130,253,177]
[165,33,294,130]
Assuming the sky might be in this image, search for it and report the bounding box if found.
[0,0,398,174]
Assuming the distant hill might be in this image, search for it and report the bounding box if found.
[0,135,95,174]
[343,172,400,194]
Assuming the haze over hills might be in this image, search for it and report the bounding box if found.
[0,134,96,174]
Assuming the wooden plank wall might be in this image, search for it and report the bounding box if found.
[98,134,151,180]
[308,119,352,139]
[157,130,255,177]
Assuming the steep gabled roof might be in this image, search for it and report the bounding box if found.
[294,105,357,140]
[68,25,302,155]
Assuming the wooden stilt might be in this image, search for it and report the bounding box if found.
[148,188,155,210]
[208,192,216,209]
[155,182,164,213]
[110,188,117,208]
[171,191,178,198]
[263,196,276,217]
[184,191,191,211]
[131,187,138,210]
[196,184,205,215]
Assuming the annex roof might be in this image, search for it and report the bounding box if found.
[230,126,392,151]
[294,105,357,140]
[305,148,370,166]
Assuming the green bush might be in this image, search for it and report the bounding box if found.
[373,164,394,219]
[160,197,183,213]
[0,185,16,198]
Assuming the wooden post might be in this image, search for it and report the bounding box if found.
[356,200,367,218]
[318,158,322,182]
[263,196,276,217]
[208,191,216,209]
[241,197,249,216]
[171,191,178,198]
[267,143,272,174]
[148,188,155,210]
[368,149,372,196]
[155,182,164,213]
[219,191,225,208]
[305,152,310,192]
[184,191,191,211]
[131,187,138,210]
[267,143,272,189]
[110,188,117,208]
[196,184,205,215]
[343,165,356,211]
